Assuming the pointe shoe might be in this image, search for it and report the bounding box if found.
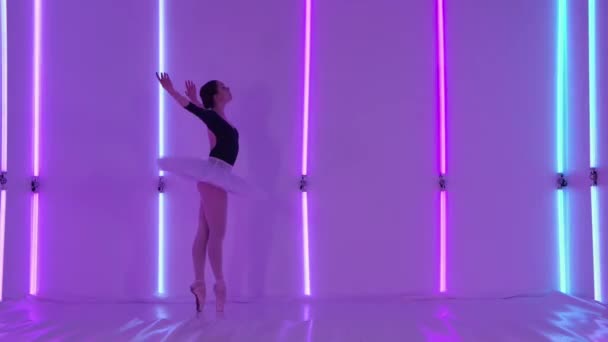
[190,280,206,313]
[214,280,227,312]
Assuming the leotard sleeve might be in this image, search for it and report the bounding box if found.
[184,102,223,133]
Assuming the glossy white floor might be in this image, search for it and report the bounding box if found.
[0,292,607,341]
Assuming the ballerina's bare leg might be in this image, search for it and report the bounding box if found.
[198,181,228,312]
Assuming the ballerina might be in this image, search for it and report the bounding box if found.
[156,72,243,313]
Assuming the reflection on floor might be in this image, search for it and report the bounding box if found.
[0,292,607,341]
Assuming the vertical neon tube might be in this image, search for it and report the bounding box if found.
[587,0,597,169]
[0,0,5,170]
[0,0,7,301]
[556,0,570,294]
[157,0,166,297]
[591,187,601,300]
[588,0,602,302]
[437,0,447,177]
[301,0,312,297]
[556,191,568,292]
[437,0,447,294]
[0,191,5,301]
[439,191,446,293]
[30,0,41,296]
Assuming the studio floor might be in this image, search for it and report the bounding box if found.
[0,292,607,341]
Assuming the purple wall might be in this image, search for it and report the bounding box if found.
[447,0,561,296]
[163,0,303,299]
[2,0,606,301]
[3,0,33,299]
[309,0,436,297]
[40,0,158,299]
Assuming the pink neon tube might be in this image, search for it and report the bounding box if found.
[301,0,312,297]
[30,0,41,296]
[0,0,7,301]
[437,0,447,294]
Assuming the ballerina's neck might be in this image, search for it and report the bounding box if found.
[211,107,235,127]
[211,106,226,117]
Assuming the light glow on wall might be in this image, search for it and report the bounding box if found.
[30,0,42,296]
[437,0,448,294]
[0,0,8,301]
[157,0,166,297]
[555,0,570,295]
[588,0,602,303]
[301,0,312,297]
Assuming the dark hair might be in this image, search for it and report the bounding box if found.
[200,80,219,109]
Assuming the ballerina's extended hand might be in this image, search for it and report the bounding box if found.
[185,80,204,108]
[156,72,190,107]
[156,72,175,92]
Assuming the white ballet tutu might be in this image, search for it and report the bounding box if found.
[157,156,252,195]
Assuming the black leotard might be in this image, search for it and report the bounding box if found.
[184,102,239,166]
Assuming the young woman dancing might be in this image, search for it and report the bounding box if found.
[156,72,245,313]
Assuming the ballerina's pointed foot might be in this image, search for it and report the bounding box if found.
[190,280,206,313]
[214,280,227,312]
